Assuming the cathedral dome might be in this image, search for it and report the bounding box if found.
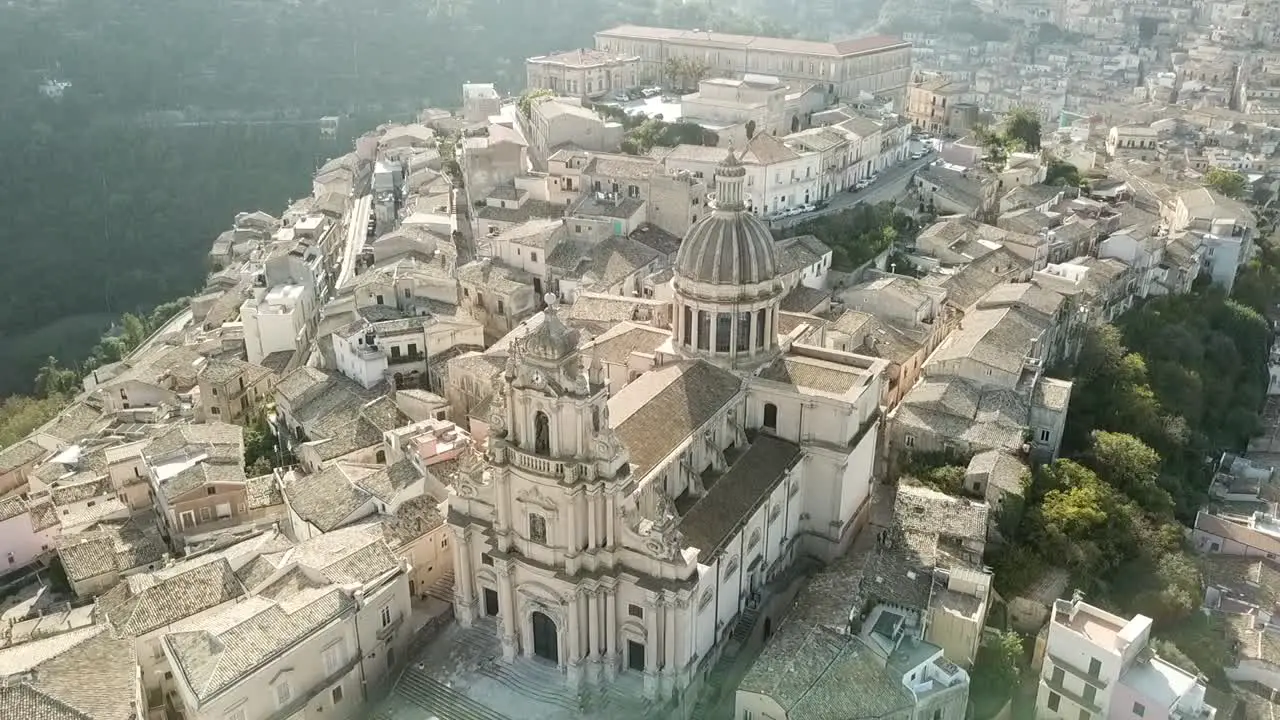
[674,149,779,287]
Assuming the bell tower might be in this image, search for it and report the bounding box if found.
[487,295,628,483]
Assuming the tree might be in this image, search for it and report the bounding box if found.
[1029,460,1138,578]
[517,88,552,119]
[33,356,77,399]
[1045,159,1085,188]
[1085,431,1171,513]
[1205,167,1248,199]
[1003,107,1042,151]
[973,630,1024,697]
[243,409,279,473]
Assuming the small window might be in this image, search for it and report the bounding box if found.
[1039,429,1051,443]
[274,680,292,708]
[1133,703,1145,717]
[211,387,218,397]
[211,406,221,415]
[1088,657,1101,677]
[207,487,217,496]
[442,537,449,548]
[482,553,494,566]
[531,252,538,263]
[529,513,548,543]
[404,288,411,298]
[332,685,344,704]
[381,605,393,627]
[497,299,505,315]
[628,603,644,619]
[375,449,387,464]
[905,434,916,448]
[763,402,778,430]
[1048,692,1061,712]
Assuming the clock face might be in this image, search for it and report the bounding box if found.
[531,370,544,385]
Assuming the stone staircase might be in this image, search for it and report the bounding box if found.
[731,604,760,644]
[477,658,580,712]
[425,571,455,604]
[381,665,510,720]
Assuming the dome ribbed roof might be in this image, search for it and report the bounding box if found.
[674,146,779,286]
[675,212,779,286]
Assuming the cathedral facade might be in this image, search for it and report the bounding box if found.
[446,148,887,700]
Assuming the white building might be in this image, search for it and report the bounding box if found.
[447,148,886,699]
[242,281,314,367]
[330,315,485,391]
[1036,596,1216,720]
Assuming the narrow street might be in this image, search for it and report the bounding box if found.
[336,193,373,291]
[770,154,934,230]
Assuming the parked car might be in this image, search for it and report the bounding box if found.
[910,151,924,160]
[868,173,880,184]
[853,180,869,191]
[642,87,661,97]
[801,203,817,213]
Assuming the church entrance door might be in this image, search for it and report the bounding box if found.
[531,611,558,663]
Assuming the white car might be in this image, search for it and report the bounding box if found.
[853,180,869,191]
[910,151,924,160]
[867,174,880,184]
[801,203,817,213]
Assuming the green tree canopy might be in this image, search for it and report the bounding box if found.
[1205,168,1248,199]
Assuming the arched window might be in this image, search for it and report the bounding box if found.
[736,311,752,351]
[375,449,386,464]
[697,311,711,351]
[529,513,548,543]
[592,407,600,434]
[756,308,767,348]
[534,411,550,456]
[748,528,762,550]
[698,589,714,610]
[763,403,778,431]
[724,555,740,578]
[715,313,731,353]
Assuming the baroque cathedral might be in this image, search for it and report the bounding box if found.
[446,148,888,699]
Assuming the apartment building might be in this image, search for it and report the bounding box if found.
[1036,596,1216,720]
[525,48,641,100]
[594,25,913,104]
[906,78,979,135]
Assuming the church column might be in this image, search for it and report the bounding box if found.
[454,528,476,627]
[497,563,519,661]
[604,588,619,679]
[688,304,699,350]
[587,491,599,551]
[663,594,677,674]
[566,590,583,687]
[494,468,513,552]
[605,493,615,548]
[644,595,660,696]
[588,590,602,677]
[566,489,580,557]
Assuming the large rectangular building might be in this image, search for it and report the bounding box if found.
[594,25,912,104]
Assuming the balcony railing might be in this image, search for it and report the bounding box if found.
[511,449,566,478]
[387,351,426,365]
[1046,653,1108,689]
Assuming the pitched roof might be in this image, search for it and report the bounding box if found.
[759,354,872,399]
[98,559,246,637]
[678,435,801,557]
[0,438,47,471]
[610,361,743,481]
[57,519,166,582]
[281,463,379,532]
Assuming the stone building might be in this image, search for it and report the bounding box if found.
[447,148,887,699]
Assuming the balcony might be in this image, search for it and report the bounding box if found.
[1046,653,1108,689]
[387,351,426,366]
[511,448,566,478]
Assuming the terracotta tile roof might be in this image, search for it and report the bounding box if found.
[610,361,743,481]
